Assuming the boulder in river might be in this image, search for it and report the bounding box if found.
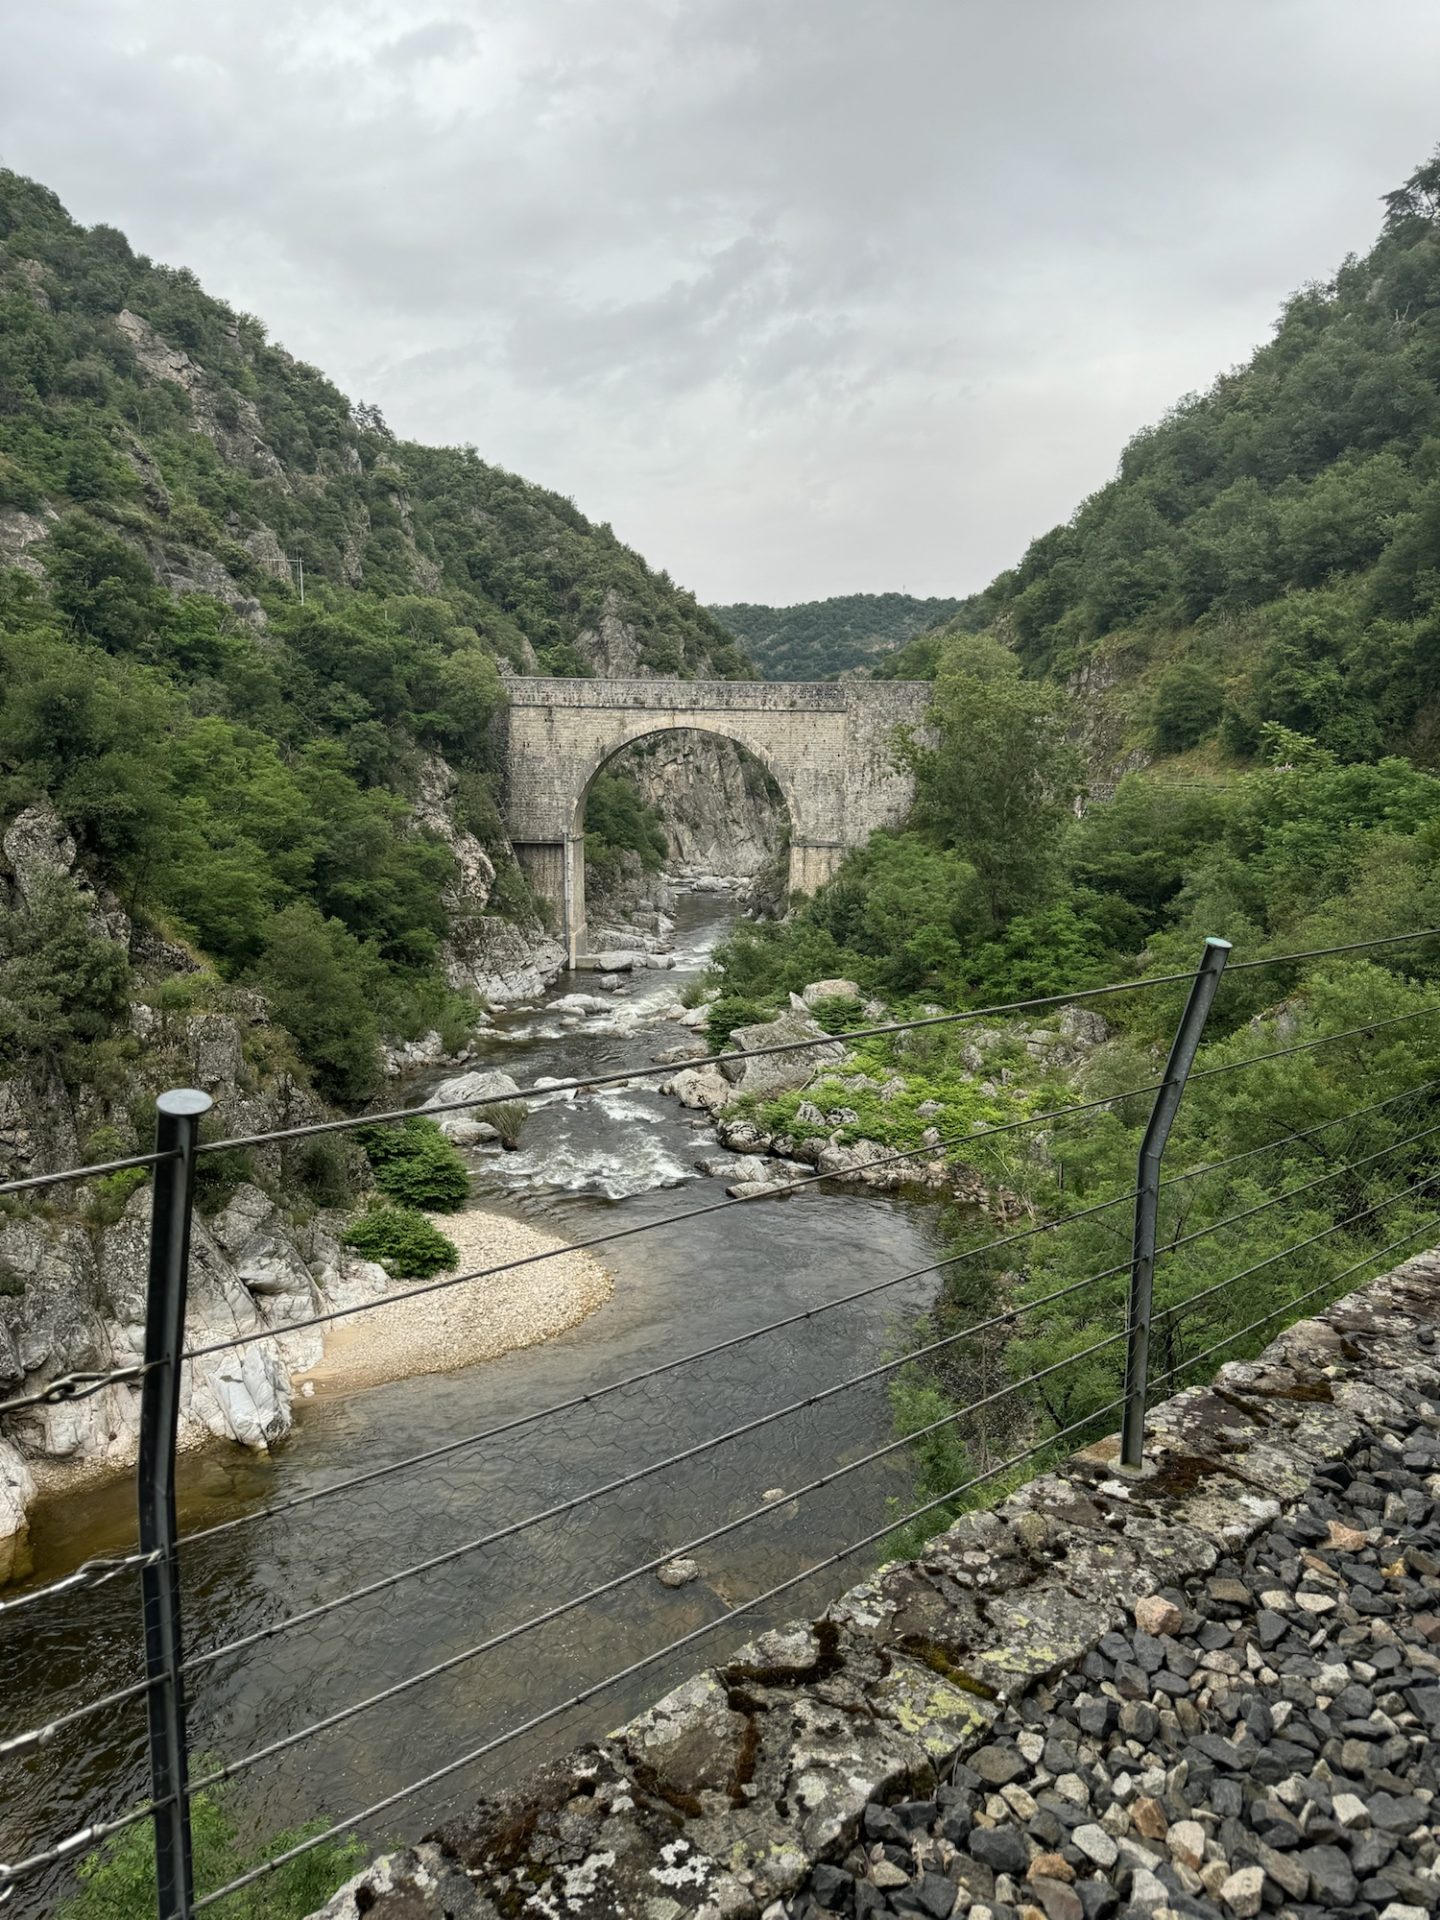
[657,1557,700,1588]
[424,1070,522,1137]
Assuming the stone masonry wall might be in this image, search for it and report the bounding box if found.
[309,1253,1440,1920]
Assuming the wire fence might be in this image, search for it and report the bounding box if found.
[1,927,1438,1919]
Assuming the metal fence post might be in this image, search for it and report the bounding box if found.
[1119,938,1231,1470]
[138,1089,212,1920]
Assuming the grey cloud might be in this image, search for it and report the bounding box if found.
[2,1,1439,600]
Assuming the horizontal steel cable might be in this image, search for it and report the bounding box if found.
[0,1785,161,1893]
[188,1327,1132,1799]
[1160,1078,1440,1189]
[181,1180,1141,1552]
[1,1079,1153,1423]
[1155,1116,1440,1262]
[1225,927,1440,971]
[0,1361,152,1423]
[1151,1167,1440,1332]
[191,1391,1130,1913]
[1188,1001,1440,1084]
[190,968,1208,1157]
[179,1282,1135,1680]
[1151,1213,1440,1392]
[186,926,1440,1159]
[177,1076,1165,1372]
[0,1147,175,1201]
[0,1547,159,1628]
[0,928,1432,1197]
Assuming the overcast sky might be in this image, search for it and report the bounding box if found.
[3,3,1439,605]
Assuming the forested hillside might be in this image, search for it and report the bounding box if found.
[702,148,1440,1538]
[710,591,965,679]
[909,150,1440,771]
[0,169,748,1103]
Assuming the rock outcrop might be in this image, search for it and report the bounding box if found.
[411,753,566,1004]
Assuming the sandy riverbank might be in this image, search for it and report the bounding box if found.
[298,1205,614,1394]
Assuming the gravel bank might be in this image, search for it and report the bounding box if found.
[301,1207,613,1393]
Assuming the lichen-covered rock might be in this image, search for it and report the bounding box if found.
[619,1672,749,1799]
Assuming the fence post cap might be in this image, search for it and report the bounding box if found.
[156,1089,214,1118]
[1203,936,1233,953]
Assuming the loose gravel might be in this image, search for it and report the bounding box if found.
[783,1364,1440,1920]
[302,1207,613,1392]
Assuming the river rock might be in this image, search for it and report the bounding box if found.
[694,1154,753,1179]
[654,1042,708,1066]
[590,950,638,972]
[663,1066,735,1112]
[657,1557,700,1588]
[423,1070,523,1136]
[551,993,612,1015]
[717,1010,844,1095]
[0,1438,35,1555]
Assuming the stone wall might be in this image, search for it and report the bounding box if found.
[308,1251,1440,1919]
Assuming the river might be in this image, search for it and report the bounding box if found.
[0,891,951,1914]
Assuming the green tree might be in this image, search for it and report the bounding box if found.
[902,634,1082,927]
[252,903,381,1104]
[0,868,130,1070]
[41,515,168,653]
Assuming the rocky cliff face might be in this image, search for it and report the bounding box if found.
[412,754,566,1005]
[620,732,785,880]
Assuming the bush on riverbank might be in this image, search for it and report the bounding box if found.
[344,1203,458,1277]
[359,1116,471,1210]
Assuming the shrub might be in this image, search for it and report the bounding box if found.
[807,992,866,1034]
[359,1118,470,1210]
[292,1136,362,1208]
[343,1204,457,1278]
[487,1100,528,1150]
[706,994,767,1053]
[87,1164,149,1225]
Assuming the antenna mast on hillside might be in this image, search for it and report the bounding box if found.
[289,555,305,604]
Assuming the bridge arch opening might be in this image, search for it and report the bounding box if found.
[569,726,793,958]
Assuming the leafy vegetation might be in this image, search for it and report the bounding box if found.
[343,1204,458,1278]
[710,592,963,680]
[359,1117,471,1211]
[583,770,669,881]
[57,1785,362,1920]
[0,166,750,1105]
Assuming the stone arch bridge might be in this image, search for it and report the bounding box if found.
[501,676,932,961]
